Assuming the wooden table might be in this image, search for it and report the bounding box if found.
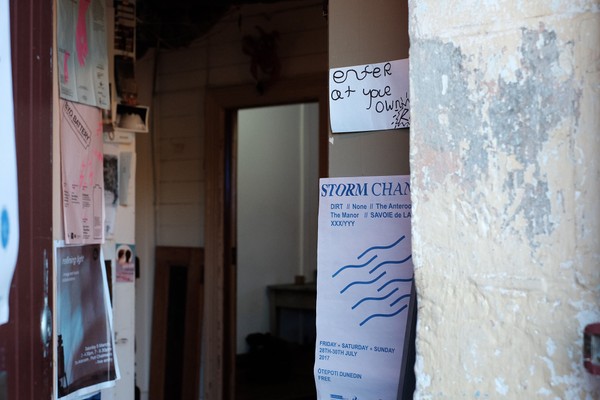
[267,282,317,343]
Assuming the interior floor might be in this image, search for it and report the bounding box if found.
[235,337,316,400]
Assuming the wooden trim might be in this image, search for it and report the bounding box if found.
[0,1,54,399]
[149,246,204,400]
[203,73,328,399]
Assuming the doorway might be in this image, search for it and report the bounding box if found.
[204,74,328,399]
[235,103,319,399]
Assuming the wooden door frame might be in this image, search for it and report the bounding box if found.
[149,246,204,400]
[204,73,328,399]
[0,0,54,398]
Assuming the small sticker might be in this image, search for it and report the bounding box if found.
[1,208,8,249]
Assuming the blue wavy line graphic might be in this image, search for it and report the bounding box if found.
[352,288,398,310]
[357,236,405,260]
[368,255,412,274]
[390,293,411,307]
[340,272,386,294]
[332,255,378,278]
[359,304,408,326]
[377,276,414,292]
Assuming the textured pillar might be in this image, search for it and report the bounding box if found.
[409,1,600,397]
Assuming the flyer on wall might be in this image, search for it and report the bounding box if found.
[314,175,414,400]
[61,100,105,245]
[57,0,110,109]
[55,242,119,400]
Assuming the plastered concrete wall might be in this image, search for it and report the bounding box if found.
[409,1,600,398]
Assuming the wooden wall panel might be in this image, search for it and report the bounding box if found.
[154,1,328,248]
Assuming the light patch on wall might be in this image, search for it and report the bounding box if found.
[539,356,581,394]
[495,377,508,395]
[546,338,556,356]
[414,354,431,389]
[411,26,581,248]
[489,27,580,247]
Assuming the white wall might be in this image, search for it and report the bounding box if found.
[133,48,157,400]
[409,0,600,398]
[236,103,319,353]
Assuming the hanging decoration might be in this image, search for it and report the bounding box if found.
[242,26,281,94]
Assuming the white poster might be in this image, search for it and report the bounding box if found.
[57,0,110,109]
[314,176,413,400]
[329,59,409,133]
[61,100,105,245]
[0,0,19,325]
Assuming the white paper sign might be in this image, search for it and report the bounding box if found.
[0,0,19,325]
[314,176,413,400]
[329,59,409,133]
[57,0,110,109]
[60,100,105,245]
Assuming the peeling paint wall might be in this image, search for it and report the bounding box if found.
[409,1,600,398]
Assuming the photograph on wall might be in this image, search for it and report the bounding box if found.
[115,243,135,283]
[314,175,414,400]
[57,0,110,109]
[103,153,118,238]
[55,242,119,400]
[60,100,105,245]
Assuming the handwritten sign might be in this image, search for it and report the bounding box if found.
[329,59,409,133]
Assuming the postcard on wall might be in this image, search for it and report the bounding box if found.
[103,148,119,239]
[55,242,120,400]
[60,100,105,245]
[314,175,414,400]
[115,243,135,283]
[0,0,19,325]
[57,0,110,109]
[329,58,409,133]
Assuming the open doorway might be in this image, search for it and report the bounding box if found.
[235,103,319,399]
[204,74,328,399]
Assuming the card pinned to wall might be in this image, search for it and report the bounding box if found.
[329,58,409,133]
[115,243,135,283]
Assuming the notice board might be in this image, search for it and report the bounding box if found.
[314,175,414,399]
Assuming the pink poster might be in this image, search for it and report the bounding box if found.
[60,100,105,245]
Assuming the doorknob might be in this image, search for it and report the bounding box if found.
[40,249,52,358]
